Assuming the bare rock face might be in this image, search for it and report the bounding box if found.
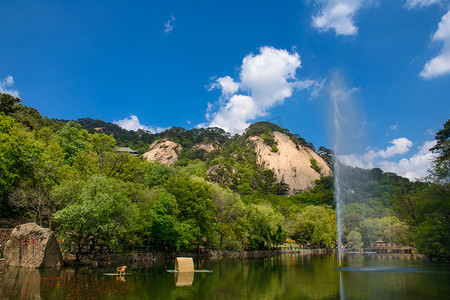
[192,142,218,152]
[142,139,182,165]
[4,223,63,268]
[251,131,332,195]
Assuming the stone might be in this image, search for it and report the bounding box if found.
[4,223,63,268]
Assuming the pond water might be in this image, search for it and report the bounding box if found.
[0,253,449,299]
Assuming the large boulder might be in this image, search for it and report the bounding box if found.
[142,139,182,165]
[4,223,63,268]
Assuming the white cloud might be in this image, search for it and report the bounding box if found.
[339,139,436,180]
[0,75,19,97]
[311,0,365,36]
[209,95,259,133]
[164,15,176,35]
[379,140,436,180]
[114,115,157,133]
[420,10,450,78]
[378,137,413,158]
[209,76,240,98]
[6,75,14,86]
[206,46,321,134]
[405,0,440,9]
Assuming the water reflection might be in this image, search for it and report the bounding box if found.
[175,272,194,286]
[0,254,448,299]
[0,267,62,300]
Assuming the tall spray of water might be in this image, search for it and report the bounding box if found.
[332,86,344,267]
[329,73,362,267]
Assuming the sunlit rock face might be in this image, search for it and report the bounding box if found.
[251,131,332,195]
[142,139,183,165]
[4,223,63,269]
[192,142,218,152]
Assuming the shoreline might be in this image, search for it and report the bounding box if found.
[62,249,427,268]
[63,249,332,267]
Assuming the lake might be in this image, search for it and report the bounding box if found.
[1,253,449,299]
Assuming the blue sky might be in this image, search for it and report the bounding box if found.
[1,0,449,179]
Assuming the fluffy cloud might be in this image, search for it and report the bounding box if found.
[207,46,322,133]
[114,115,164,133]
[0,75,19,97]
[420,10,450,78]
[379,140,436,180]
[164,15,176,35]
[339,139,436,180]
[405,0,441,9]
[209,76,240,98]
[378,137,413,158]
[311,0,365,35]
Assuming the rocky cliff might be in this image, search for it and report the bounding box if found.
[142,139,183,165]
[250,131,331,195]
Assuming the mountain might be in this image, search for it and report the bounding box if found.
[251,131,332,195]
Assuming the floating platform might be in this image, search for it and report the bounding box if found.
[103,273,132,276]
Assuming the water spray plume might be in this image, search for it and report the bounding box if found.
[332,86,344,267]
[329,72,359,268]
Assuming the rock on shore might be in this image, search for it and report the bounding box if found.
[4,223,63,268]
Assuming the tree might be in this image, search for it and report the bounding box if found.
[165,176,217,247]
[292,205,336,248]
[145,162,176,188]
[210,183,248,250]
[8,131,69,226]
[149,189,194,250]
[0,115,31,213]
[247,203,286,249]
[57,121,87,165]
[53,175,139,261]
[90,133,116,172]
[0,93,21,115]
[347,231,363,249]
[430,119,450,184]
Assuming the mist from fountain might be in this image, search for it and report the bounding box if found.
[332,86,344,267]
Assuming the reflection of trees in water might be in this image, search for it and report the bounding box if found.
[43,268,140,299]
[2,255,444,299]
[149,255,340,300]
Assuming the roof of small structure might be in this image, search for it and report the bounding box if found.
[116,147,138,153]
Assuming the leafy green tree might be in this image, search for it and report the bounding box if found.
[90,133,116,172]
[145,162,176,188]
[165,176,217,247]
[430,119,450,183]
[210,183,248,250]
[346,230,363,249]
[410,184,450,259]
[247,203,286,249]
[360,218,383,246]
[8,129,70,226]
[0,93,21,115]
[0,115,31,213]
[150,189,194,250]
[292,205,336,248]
[57,121,87,165]
[53,175,139,261]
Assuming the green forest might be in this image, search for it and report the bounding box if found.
[1,93,449,261]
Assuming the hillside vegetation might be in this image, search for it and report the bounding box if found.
[0,93,448,260]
